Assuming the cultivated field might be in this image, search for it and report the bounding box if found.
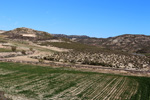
[0,62,150,100]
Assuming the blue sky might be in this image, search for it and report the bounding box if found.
[0,0,150,38]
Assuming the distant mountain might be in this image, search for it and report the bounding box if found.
[2,27,53,40]
[76,34,150,53]
[100,34,150,53]
[53,33,150,53]
[53,34,90,40]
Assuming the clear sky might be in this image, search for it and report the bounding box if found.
[0,0,150,38]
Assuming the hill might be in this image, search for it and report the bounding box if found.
[100,34,150,53]
[0,27,150,71]
[55,34,150,54]
[3,27,150,55]
[2,27,54,41]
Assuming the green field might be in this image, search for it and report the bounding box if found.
[0,62,150,100]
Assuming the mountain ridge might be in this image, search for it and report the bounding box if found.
[1,27,150,54]
[53,33,150,54]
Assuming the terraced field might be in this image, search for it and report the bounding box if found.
[0,62,150,100]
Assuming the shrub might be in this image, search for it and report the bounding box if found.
[21,50,26,55]
[29,48,33,51]
[38,58,44,63]
[11,46,17,52]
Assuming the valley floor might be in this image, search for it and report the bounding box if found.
[0,62,150,100]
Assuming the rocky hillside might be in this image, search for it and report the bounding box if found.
[61,34,150,54]
[100,34,150,53]
[2,27,54,41]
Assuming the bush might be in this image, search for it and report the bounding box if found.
[38,58,44,63]
[11,46,17,52]
[21,50,26,55]
[29,48,33,51]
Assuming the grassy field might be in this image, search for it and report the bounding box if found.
[0,62,149,100]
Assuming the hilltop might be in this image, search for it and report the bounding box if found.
[2,27,54,41]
